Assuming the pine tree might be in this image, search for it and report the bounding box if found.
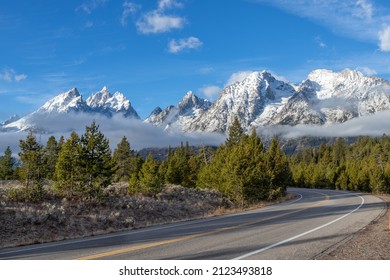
[43,136,60,180]
[112,136,135,182]
[80,121,113,198]
[18,131,44,201]
[0,146,14,180]
[265,138,291,196]
[138,154,162,196]
[165,145,190,186]
[55,132,83,197]
[225,116,244,148]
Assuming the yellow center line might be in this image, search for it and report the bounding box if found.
[76,192,330,260]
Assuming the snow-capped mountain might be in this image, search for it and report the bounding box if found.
[178,68,390,132]
[144,91,212,130]
[3,68,390,135]
[267,69,390,127]
[86,86,140,118]
[186,71,296,132]
[2,87,139,132]
[1,114,21,126]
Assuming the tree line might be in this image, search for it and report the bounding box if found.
[1,119,389,203]
[290,135,390,194]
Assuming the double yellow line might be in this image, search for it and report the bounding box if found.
[77,192,329,260]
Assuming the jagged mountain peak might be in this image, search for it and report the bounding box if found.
[86,86,111,108]
[40,88,84,113]
[1,114,21,126]
[3,86,140,132]
[149,107,163,117]
[145,91,212,128]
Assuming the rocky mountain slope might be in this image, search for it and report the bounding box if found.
[185,69,390,132]
[1,87,139,132]
[2,68,390,135]
[144,91,212,130]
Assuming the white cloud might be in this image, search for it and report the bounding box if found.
[254,0,388,49]
[136,11,185,34]
[199,85,221,100]
[315,36,327,48]
[198,67,215,74]
[135,0,186,34]
[84,21,94,28]
[379,25,390,52]
[158,0,183,10]
[226,71,254,85]
[355,0,373,20]
[0,68,27,82]
[0,114,225,153]
[77,0,108,14]
[260,110,390,139]
[355,66,377,76]
[168,37,203,53]
[121,1,140,26]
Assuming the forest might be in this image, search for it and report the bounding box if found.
[0,117,389,204]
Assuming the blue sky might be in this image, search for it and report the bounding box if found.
[1,0,390,121]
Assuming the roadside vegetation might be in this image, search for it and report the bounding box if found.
[1,118,389,248]
[1,118,390,204]
[0,118,291,205]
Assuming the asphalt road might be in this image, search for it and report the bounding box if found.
[0,188,385,260]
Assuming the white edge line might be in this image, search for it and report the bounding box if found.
[0,191,304,257]
[233,194,365,260]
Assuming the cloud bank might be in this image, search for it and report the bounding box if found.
[0,113,225,154]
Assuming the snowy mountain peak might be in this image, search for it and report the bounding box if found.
[40,88,84,113]
[86,87,111,108]
[85,88,139,119]
[178,91,208,109]
[1,114,20,126]
[148,107,163,117]
[145,91,211,128]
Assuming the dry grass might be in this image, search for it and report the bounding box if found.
[0,183,233,248]
[0,182,294,249]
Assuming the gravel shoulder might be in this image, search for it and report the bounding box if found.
[319,195,390,260]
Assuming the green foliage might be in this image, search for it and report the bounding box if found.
[0,146,15,180]
[290,136,390,194]
[80,121,113,198]
[43,136,60,180]
[18,131,45,202]
[133,154,162,196]
[225,116,244,148]
[54,132,84,197]
[265,138,290,196]
[165,143,191,186]
[198,128,288,205]
[112,136,136,182]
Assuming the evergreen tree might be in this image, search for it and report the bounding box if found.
[198,130,276,205]
[265,138,291,195]
[0,146,14,180]
[165,144,190,186]
[137,154,162,196]
[112,136,135,182]
[80,121,113,198]
[43,136,60,180]
[225,116,244,148]
[18,131,45,201]
[55,132,83,197]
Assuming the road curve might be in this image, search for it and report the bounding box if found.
[0,188,385,260]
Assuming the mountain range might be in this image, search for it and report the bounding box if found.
[2,68,390,135]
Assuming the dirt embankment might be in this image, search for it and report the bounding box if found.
[0,183,233,249]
